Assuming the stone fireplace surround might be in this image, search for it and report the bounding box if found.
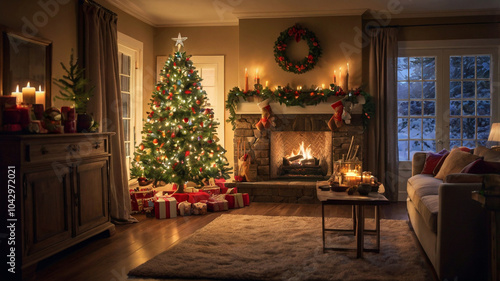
[226,112,364,203]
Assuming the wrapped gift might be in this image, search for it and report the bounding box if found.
[207,200,228,212]
[201,186,220,195]
[178,201,192,216]
[130,188,155,213]
[154,197,177,219]
[192,202,207,215]
[225,193,244,209]
[187,191,210,204]
[170,193,189,204]
[242,193,250,206]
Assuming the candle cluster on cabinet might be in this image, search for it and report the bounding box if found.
[12,82,45,107]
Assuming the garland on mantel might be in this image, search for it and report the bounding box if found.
[225,84,375,130]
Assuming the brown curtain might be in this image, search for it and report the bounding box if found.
[79,0,136,223]
[367,28,399,202]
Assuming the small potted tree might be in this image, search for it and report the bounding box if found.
[53,50,96,132]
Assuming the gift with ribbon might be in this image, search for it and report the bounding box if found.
[242,193,250,206]
[225,193,244,209]
[192,202,207,215]
[178,201,192,216]
[207,194,228,212]
[201,185,220,195]
[154,197,177,219]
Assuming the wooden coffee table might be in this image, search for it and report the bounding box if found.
[316,181,389,258]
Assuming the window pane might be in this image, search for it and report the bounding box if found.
[398,57,409,81]
[450,140,461,148]
[410,101,422,116]
[123,119,130,141]
[398,141,409,161]
[463,56,475,79]
[477,118,491,140]
[423,140,436,152]
[398,101,408,116]
[477,81,490,98]
[410,140,422,156]
[422,57,435,80]
[450,101,461,116]
[422,118,436,139]
[477,101,490,116]
[410,82,422,98]
[463,140,476,149]
[450,118,461,139]
[462,118,476,139]
[423,82,435,99]
[450,56,461,79]
[122,93,130,118]
[463,81,475,98]
[410,118,421,138]
[121,76,130,92]
[125,142,130,157]
[462,101,475,116]
[410,57,422,80]
[450,81,461,99]
[121,53,130,75]
[398,118,408,139]
[397,82,409,99]
[423,101,435,116]
[477,56,490,79]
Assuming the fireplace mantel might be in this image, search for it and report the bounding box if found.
[235,98,363,114]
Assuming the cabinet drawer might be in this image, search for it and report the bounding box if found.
[25,138,108,163]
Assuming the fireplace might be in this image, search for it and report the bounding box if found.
[270,131,332,180]
[233,113,364,182]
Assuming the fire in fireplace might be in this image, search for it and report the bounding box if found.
[270,131,332,180]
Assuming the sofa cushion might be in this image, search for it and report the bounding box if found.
[461,159,500,174]
[421,149,448,175]
[407,174,441,233]
[433,151,450,175]
[435,149,480,180]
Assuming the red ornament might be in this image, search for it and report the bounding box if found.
[160,143,165,148]
[186,57,190,61]
[139,144,145,150]
[171,133,176,138]
[173,62,176,66]
[185,90,192,94]
[204,109,210,114]
[185,151,190,157]
[183,118,189,123]
[167,73,170,78]
[199,167,202,172]
[200,122,204,127]
[153,139,158,144]
[189,69,194,74]
[196,100,201,105]
[156,85,161,91]
[166,106,171,111]
[207,139,213,144]
[191,107,196,114]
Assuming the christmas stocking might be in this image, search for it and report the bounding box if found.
[328,100,344,130]
[255,98,273,131]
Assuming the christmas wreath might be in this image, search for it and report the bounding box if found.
[274,24,322,74]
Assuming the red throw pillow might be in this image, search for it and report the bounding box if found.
[421,149,448,175]
[461,159,500,174]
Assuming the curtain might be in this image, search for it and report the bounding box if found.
[79,0,136,223]
[367,28,399,202]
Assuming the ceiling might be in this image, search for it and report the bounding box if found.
[104,0,500,27]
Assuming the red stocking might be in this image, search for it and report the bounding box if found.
[256,98,272,131]
[328,100,344,130]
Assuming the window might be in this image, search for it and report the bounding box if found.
[118,33,143,180]
[397,44,498,161]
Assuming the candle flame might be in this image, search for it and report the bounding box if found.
[16,85,19,92]
[27,82,30,87]
[38,85,42,91]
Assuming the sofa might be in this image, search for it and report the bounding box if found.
[407,146,500,280]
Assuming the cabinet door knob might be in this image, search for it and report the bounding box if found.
[93,141,102,149]
[67,144,80,153]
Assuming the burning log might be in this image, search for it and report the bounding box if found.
[300,158,316,166]
[287,154,303,162]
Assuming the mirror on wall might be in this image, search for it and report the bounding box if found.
[1,29,52,107]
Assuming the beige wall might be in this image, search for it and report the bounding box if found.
[154,26,239,169]
[0,0,155,111]
[239,16,363,90]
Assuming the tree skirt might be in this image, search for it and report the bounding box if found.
[129,214,431,281]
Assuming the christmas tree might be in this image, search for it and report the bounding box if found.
[130,34,231,193]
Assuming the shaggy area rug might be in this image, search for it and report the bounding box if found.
[129,214,431,281]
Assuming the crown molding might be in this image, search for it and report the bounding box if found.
[374,8,500,19]
[103,0,157,26]
[234,9,367,19]
[156,21,239,28]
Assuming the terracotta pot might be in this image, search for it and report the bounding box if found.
[77,113,94,132]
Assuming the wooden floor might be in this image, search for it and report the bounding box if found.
[29,202,434,281]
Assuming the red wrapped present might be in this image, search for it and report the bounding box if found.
[154,197,177,219]
[170,193,189,204]
[130,188,155,213]
[207,200,228,212]
[187,191,210,204]
[242,193,250,206]
[201,186,220,195]
[225,193,244,209]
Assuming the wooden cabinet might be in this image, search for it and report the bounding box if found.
[0,133,115,275]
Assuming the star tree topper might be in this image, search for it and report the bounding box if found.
[172,33,188,51]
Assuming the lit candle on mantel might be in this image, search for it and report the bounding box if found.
[333,70,337,85]
[255,69,260,85]
[11,85,23,104]
[22,82,36,104]
[244,68,249,92]
[35,85,45,106]
[265,81,269,88]
[345,63,350,91]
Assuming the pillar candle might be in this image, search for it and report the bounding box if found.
[22,82,36,104]
[255,69,260,85]
[345,63,349,90]
[35,85,45,106]
[11,85,23,104]
[244,68,248,92]
[338,67,342,89]
[333,70,337,85]
[265,81,269,87]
